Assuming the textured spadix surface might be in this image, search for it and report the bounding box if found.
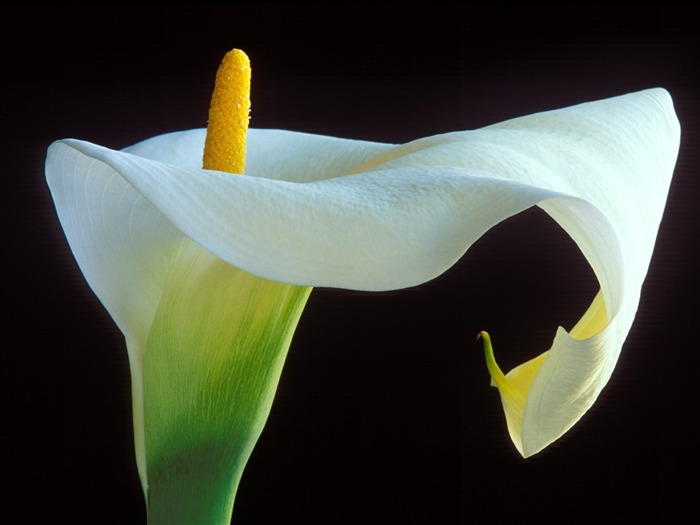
[46,88,679,463]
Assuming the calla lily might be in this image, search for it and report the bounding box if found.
[47,66,678,521]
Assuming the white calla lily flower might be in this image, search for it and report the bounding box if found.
[47,85,678,517]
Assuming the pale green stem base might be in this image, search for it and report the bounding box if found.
[141,242,312,524]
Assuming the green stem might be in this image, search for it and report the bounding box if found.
[142,242,312,524]
[146,441,248,525]
[477,330,523,404]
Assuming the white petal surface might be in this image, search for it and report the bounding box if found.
[52,139,550,291]
[46,88,679,457]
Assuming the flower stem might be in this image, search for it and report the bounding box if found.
[477,330,523,403]
[143,243,311,524]
[146,441,247,525]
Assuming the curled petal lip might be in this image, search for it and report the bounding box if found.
[46,87,680,457]
[57,136,551,291]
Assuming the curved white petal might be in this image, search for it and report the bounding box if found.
[46,147,177,344]
[46,88,679,457]
[51,138,550,291]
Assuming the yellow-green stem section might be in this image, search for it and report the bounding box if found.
[144,243,311,524]
[478,331,525,405]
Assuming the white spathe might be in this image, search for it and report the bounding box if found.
[46,88,679,460]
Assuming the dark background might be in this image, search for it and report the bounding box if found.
[5,4,698,523]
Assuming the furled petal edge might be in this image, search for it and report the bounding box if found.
[52,138,551,291]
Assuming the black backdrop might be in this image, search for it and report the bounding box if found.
[6,5,698,523]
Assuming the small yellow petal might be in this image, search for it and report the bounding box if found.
[569,290,607,340]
